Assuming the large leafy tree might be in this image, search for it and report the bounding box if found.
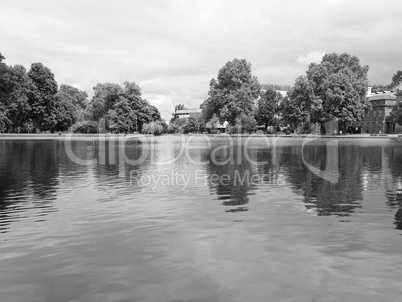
[58,84,87,109]
[88,81,162,133]
[0,54,14,106]
[280,96,301,130]
[107,96,135,133]
[53,85,88,131]
[284,76,323,129]
[306,53,370,127]
[27,62,58,131]
[0,54,13,131]
[0,57,34,132]
[0,102,10,132]
[255,88,283,131]
[88,83,123,121]
[183,112,205,133]
[202,58,260,125]
[7,65,34,131]
[122,81,158,132]
[170,117,188,133]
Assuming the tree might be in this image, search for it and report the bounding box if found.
[306,53,370,129]
[0,56,13,105]
[72,121,98,133]
[391,71,402,89]
[53,85,88,131]
[0,55,14,131]
[371,84,392,93]
[255,88,282,131]
[175,104,185,111]
[201,58,261,125]
[107,96,135,133]
[280,96,300,130]
[159,119,168,133]
[205,114,220,133]
[88,83,123,121]
[228,114,257,134]
[170,117,188,133]
[371,71,402,92]
[58,84,87,109]
[167,123,176,133]
[183,113,205,133]
[27,62,58,131]
[284,76,323,131]
[0,59,34,132]
[7,65,33,131]
[147,104,161,122]
[0,102,10,132]
[0,53,163,133]
[87,81,162,133]
[390,102,402,126]
[142,121,163,135]
[123,81,159,132]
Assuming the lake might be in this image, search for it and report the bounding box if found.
[0,135,402,302]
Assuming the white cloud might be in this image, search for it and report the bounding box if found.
[296,51,326,65]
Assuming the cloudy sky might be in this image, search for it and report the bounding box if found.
[1,0,401,120]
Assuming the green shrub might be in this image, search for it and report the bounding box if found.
[141,122,163,135]
[72,121,99,134]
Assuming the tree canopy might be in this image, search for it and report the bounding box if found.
[0,52,162,133]
[53,84,88,131]
[391,71,402,88]
[86,81,163,133]
[284,76,323,128]
[306,52,370,125]
[255,87,283,131]
[201,58,260,125]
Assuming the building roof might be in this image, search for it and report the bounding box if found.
[175,108,201,114]
[367,91,396,101]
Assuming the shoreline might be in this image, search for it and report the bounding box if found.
[0,133,149,140]
[0,133,400,140]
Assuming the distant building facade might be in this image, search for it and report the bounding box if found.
[360,87,402,134]
[173,108,202,119]
[260,83,290,99]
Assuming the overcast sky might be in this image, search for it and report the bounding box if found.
[1,0,401,120]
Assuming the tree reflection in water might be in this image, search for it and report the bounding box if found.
[384,144,402,231]
[201,137,258,213]
[1,137,402,234]
[0,141,63,232]
[266,139,364,216]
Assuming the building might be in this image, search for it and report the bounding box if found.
[260,84,290,100]
[173,108,202,119]
[360,86,402,134]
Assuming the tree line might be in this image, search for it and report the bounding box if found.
[198,55,402,134]
[2,51,401,135]
[0,52,165,134]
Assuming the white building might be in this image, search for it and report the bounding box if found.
[173,108,202,119]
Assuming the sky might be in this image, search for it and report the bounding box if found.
[1,0,402,120]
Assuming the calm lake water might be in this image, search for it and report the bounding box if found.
[0,135,402,302]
